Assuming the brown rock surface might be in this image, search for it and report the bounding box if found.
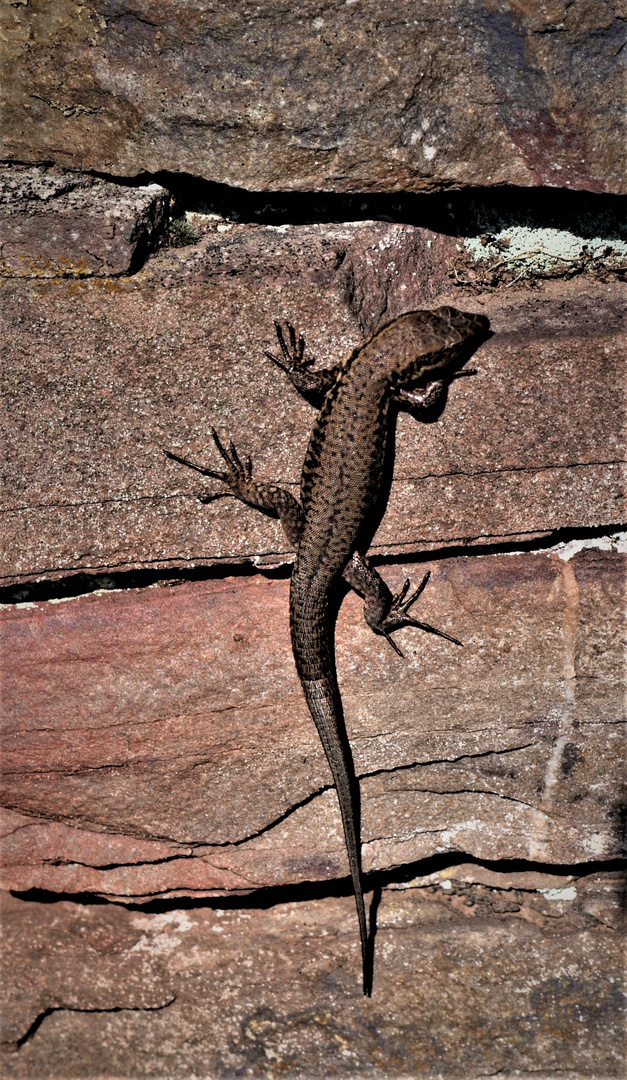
[1,871,623,1076]
[1,1,624,193]
[0,165,168,278]
[2,4,624,1069]
[1,224,624,585]
[1,549,623,900]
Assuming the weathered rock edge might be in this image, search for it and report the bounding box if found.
[0,165,168,278]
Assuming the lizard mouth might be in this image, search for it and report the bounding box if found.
[444,318,493,376]
[410,329,493,386]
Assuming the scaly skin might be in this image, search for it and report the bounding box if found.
[165,305,491,994]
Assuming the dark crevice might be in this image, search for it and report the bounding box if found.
[0,559,293,605]
[86,170,626,241]
[9,855,625,916]
[3,161,625,279]
[7,997,177,1053]
[1,522,623,605]
[372,522,625,567]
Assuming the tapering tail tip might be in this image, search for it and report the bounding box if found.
[358,892,373,997]
[298,675,374,995]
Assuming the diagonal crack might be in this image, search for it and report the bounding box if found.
[4,997,177,1054]
[7,742,541,868]
[38,783,338,866]
[361,741,537,782]
[214,784,334,848]
[0,821,40,840]
[138,742,540,855]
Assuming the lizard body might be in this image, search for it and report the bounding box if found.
[166,305,491,994]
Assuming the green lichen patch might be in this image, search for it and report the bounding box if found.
[461,220,627,289]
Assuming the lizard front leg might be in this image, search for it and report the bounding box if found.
[265,321,343,408]
[343,552,462,656]
[165,429,303,547]
[396,368,477,415]
[395,380,448,413]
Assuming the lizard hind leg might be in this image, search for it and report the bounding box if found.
[380,571,464,652]
[343,554,463,656]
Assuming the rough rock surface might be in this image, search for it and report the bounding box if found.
[2,549,623,900]
[2,3,625,1070]
[1,0,624,193]
[1,871,623,1076]
[0,164,168,278]
[1,225,624,585]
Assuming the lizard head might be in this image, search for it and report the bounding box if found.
[431,305,491,344]
[397,305,491,383]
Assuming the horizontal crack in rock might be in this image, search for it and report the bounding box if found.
[3,459,624,516]
[397,458,627,483]
[2,523,623,602]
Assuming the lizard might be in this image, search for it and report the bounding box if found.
[165,305,491,994]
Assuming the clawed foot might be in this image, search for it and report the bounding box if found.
[380,571,463,657]
[450,368,477,380]
[265,320,339,407]
[265,321,313,376]
[164,429,254,504]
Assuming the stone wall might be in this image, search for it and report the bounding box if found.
[1,3,625,1076]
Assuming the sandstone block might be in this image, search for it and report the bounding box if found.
[1,550,623,901]
[1,872,623,1076]
[1,224,624,585]
[1,1,623,193]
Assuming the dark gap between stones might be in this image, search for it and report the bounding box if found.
[88,170,627,242]
[10,853,626,914]
[0,560,293,606]
[1,523,623,606]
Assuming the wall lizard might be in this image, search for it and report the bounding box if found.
[166,305,491,993]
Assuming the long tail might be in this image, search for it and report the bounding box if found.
[301,674,370,994]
